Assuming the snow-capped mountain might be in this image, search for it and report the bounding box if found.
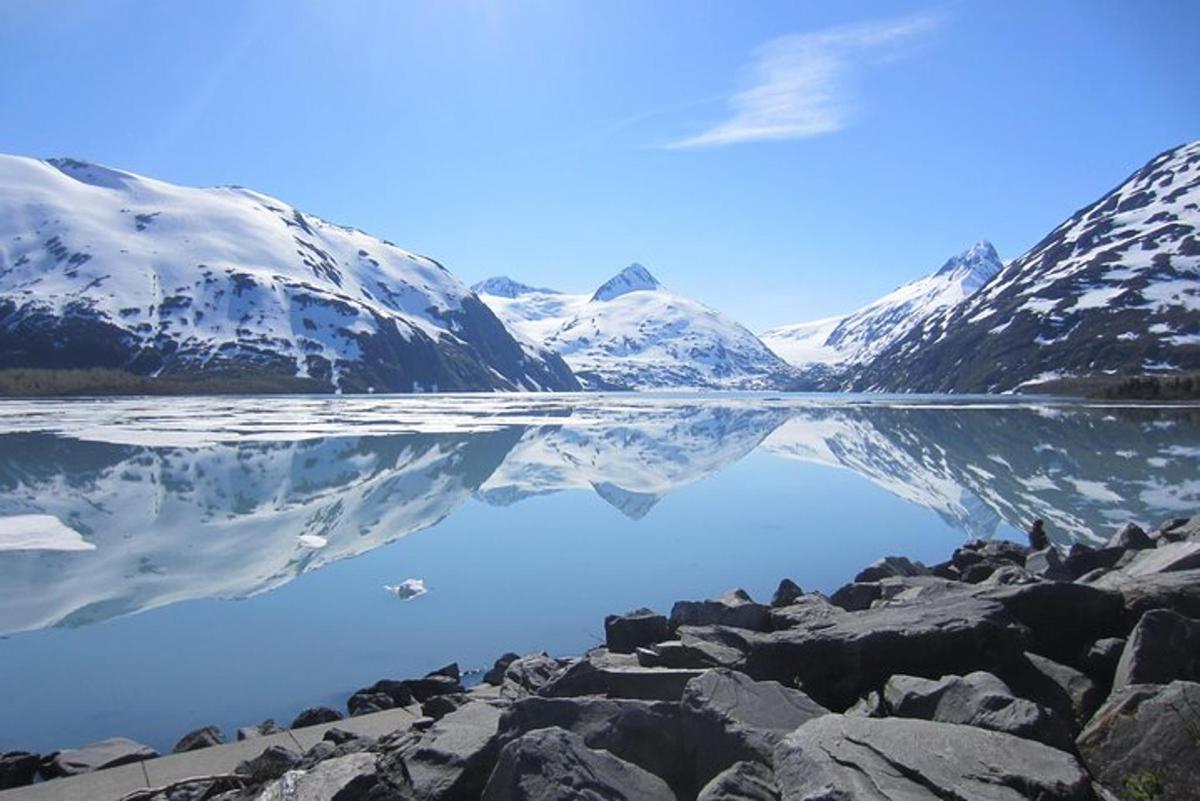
[474,264,799,390]
[761,241,1002,373]
[0,155,578,392]
[850,140,1200,392]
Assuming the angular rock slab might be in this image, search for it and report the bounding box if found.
[1078,680,1200,801]
[882,671,1074,752]
[605,608,670,654]
[481,727,675,801]
[682,668,828,788]
[255,753,382,801]
[697,761,780,801]
[379,701,504,801]
[774,715,1093,801]
[40,737,159,779]
[1112,608,1200,693]
[670,589,771,632]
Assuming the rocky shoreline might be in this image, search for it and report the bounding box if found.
[3,515,1200,800]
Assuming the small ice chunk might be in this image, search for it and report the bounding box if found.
[298,534,328,548]
[384,578,427,600]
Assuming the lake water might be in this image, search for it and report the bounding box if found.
[1,393,1197,754]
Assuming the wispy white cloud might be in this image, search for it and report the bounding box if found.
[667,14,940,149]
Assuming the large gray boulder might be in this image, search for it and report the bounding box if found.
[769,579,804,608]
[854,555,929,583]
[236,744,302,784]
[636,628,745,670]
[1107,522,1154,551]
[1107,541,1200,578]
[1002,652,1105,732]
[977,581,1125,666]
[774,715,1093,801]
[481,727,674,801]
[254,753,383,801]
[173,724,223,753]
[697,761,779,801]
[377,701,504,801]
[740,593,1028,709]
[539,651,704,701]
[604,608,669,654]
[881,671,1075,752]
[1078,681,1200,801]
[495,696,684,788]
[1093,568,1200,622]
[670,589,771,632]
[767,594,845,631]
[1112,609,1200,693]
[682,668,828,788]
[499,653,562,699]
[39,737,158,779]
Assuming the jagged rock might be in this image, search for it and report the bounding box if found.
[481,727,675,801]
[769,579,803,608]
[499,653,561,698]
[291,706,344,729]
[949,539,1031,584]
[1157,514,1199,543]
[539,652,704,701]
[255,753,383,801]
[1108,541,1200,577]
[696,761,779,801]
[774,715,1093,801]
[1108,522,1154,551]
[828,582,880,611]
[636,628,743,670]
[875,575,967,604]
[740,593,1027,710]
[1026,547,1070,580]
[670,589,770,632]
[1082,637,1126,683]
[237,719,284,741]
[1078,681,1200,801]
[854,555,930,583]
[1063,544,1127,580]
[235,744,301,784]
[767,594,845,631]
[681,668,828,788]
[1112,609,1200,692]
[422,693,471,720]
[978,565,1041,586]
[1094,568,1200,622]
[978,581,1124,666]
[496,696,684,788]
[323,727,362,746]
[348,691,396,717]
[605,608,670,654]
[39,737,158,779]
[173,725,223,753]
[0,752,40,789]
[378,701,504,801]
[403,670,463,703]
[483,653,520,686]
[1003,652,1104,731]
[881,671,1074,752]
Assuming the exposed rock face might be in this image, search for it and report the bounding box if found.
[774,715,1094,801]
[681,668,828,788]
[1078,681,1200,801]
[769,579,804,608]
[880,671,1074,752]
[670,589,771,633]
[172,724,223,753]
[481,727,675,801]
[1005,653,1105,732]
[0,752,40,790]
[254,753,383,801]
[496,696,684,788]
[605,608,670,654]
[767,594,845,631]
[978,581,1125,666]
[697,761,780,801]
[377,701,505,801]
[39,737,158,779]
[1112,609,1200,692]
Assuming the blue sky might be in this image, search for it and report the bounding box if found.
[1,0,1197,329]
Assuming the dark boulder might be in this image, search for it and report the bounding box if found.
[854,555,929,583]
[403,671,463,703]
[1082,637,1126,684]
[1001,652,1104,731]
[670,589,770,632]
[1112,609,1200,692]
[481,727,675,801]
[0,752,40,790]
[978,580,1125,666]
[172,725,223,753]
[1095,568,1200,622]
[604,608,669,654]
[235,744,301,784]
[1026,547,1070,580]
[496,696,684,788]
[39,737,158,779]
[681,668,828,788]
[256,753,382,800]
[1063,544,1127,580]
[483,653,520,686]
[539,652,704,702]
[1078,681,1200,801]
[348,691,396,717]
[422,693,471,720]
[237,719,283,741]
[767,594,845,631]
[774,715,1093,801]
[323,727,363,746]
[377,701,504,801]
[769,579,803,608]
[828,582,880,611]
[348,679,414,713]
[696,761,779,801]
[498,653,562,698]
[880,671,1074,752]
[636,629,744,670]
[291,706,344,729]
[1107,522,1154,550]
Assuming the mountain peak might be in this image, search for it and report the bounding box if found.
[471,276,559,298]
[934,240,1002,287]
[591,263,661,302]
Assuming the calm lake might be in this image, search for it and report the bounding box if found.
[1,393,1197,753]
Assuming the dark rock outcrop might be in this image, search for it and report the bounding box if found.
[235,743,301,784]
[670,589,770,632]
[291,706,344,729]
[378,701,504,801]
[1112,609,1200,692]
[172,725,223,753]
[0,752,40,790]
[854,555,929,583]
[769,579,803,608]
[605,608,670,654]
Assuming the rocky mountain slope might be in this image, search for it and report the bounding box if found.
[474,265,799,390]
[0,155,578,393]
[762,241,1003,375]
[850,141,1200,392]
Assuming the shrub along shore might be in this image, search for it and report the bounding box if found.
[3,515,1199,800]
